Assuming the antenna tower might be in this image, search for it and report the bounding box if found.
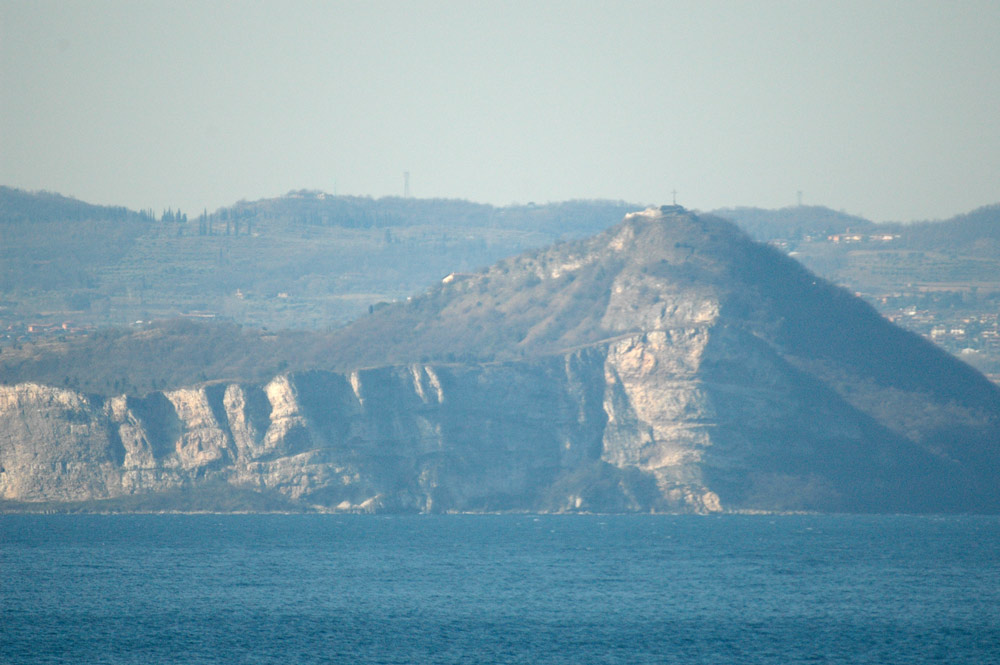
[403,171,411,198]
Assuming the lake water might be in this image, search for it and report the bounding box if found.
[2,514,999,664]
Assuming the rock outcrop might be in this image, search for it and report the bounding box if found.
[2,208,999,512]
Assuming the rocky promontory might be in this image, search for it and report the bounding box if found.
[3,208,999,513]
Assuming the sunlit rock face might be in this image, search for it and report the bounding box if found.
[2,208,999,513]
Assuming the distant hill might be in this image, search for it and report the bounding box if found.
[715,202,1000,256]
[0,187,152,293]
[3,207,998,514]
[232,190,637,236]
[886,204,1000,256]
[714,203,1000,259]
[0,187,637,331]
[0,186,150,225]
[712,205,875,242]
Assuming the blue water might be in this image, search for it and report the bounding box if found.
[2,514,999,664]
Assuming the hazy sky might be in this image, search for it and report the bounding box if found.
[2,0,998,222]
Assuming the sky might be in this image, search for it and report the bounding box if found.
[2,0,999,223]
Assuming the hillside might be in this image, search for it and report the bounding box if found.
[2,207,998,514]
[717,204,1000,380]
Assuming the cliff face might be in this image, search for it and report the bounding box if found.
[0,346,710,512]
[1,326,993,513]
[3,208,999,513]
